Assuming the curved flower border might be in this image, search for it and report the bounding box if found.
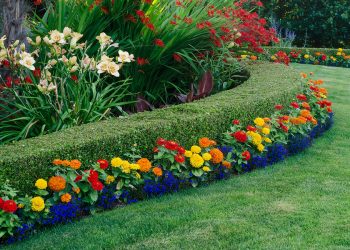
[0,72,334,244]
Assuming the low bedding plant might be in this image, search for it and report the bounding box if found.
[238,48,350,68]
[0,73,333,244]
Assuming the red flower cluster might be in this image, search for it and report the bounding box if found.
[0,197,17,213]
[75,169,104,191]
[97,159,109,170]
[156,138,186,163]
[232,130,248,143]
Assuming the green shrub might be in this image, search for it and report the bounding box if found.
[0,62,301,193]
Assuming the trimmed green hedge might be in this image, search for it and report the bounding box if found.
[264,47,350,56]
[0,62,301,193]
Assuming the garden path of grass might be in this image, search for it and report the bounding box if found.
[6,64,350,250]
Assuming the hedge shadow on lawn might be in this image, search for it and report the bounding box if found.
[0,62,301,193]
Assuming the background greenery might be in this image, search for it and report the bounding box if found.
[261,0,350,48]
[0,62,301,193]
[5,64,349,249]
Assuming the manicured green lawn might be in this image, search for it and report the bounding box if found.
[6,64,350,249]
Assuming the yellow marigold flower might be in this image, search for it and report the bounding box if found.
[202,153,212,161]
[249,132,262,145]
[35,179,47,190]
[130,163,141,171]
[209,148,224,164]
[69,159,81,170]
[202,166,210,172]
[257,144,265,152]
[191,145,201,154]
[73,187,80,194]
[338,48,343,52]
[304,54,310,59]
[137,158,152,172]
[152,167,163,177]
[18,204,24,209]
[336,52,342,56]
[264,137,272,143]
[190,154,204,168]
[60,193,72,203]
[106,175,115,184]
[184,150,193,158]
[254,117,265,127]
[241,54,248,59]
[262,127,270,135]
[48,176,66,192]
[31,196,45,212]
[111,157,123,167]
[121,160,131,174]
[271,55,277,60]
[135,172,141,179]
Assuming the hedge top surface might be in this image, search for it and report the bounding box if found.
[0,62,298,159]
[0,62,301,192]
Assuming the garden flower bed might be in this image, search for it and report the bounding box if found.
[244,47,350,68]
[0,71,333,244]
[0,62,300,194]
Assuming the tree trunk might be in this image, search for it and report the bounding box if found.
[1,0,27,46]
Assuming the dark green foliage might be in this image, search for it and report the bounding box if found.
[0,62,301,193]
[261,0,350,48]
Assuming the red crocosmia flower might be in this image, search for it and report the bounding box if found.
[0,197,4,209]
[146,23,155,31]
[246,125,257,132]
[275,104,283,110]
[125,14,137,23]
[101,6,109,14]
[71,75,78,82]
[74,175,82,182]
[25,76,33,84]
[296,94,307,101]
[165,140,178,150]
[2,200,17,213]
[13,78,20,85]
[153,147,159,153]
[233,130,248,143]
[2,60,10,68]
[233,119,240,125]
[33,0,42,5]
[290,102,299,109]
[97,159,109,170]
[156,138,166,146]
[184,17,193,24]
[154,39,165,47]
[174,154,185,163]
[196,22,205,29]
[321,55,327,61]
[5,76,12,88]
[256,1,263,7]
[33,68,41,78]
[170,20,177,25]
[137,57,149,66]
[242,150,251,161]
[144,0,152,3]
[135,10,145,17]
[173,53,182,62]
[91,180,104,191]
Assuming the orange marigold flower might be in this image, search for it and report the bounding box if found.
[137,158,152,173]
[48,176,66,192]
[60,193,72,203]
[222,161,232,169]
[52,159,62,166]
[61,160,70,167]
[315,79,324,85]
[300,109,311,118]
[311,118,318,125]
[152,167,163,177]
[302,102,310,110]
[290,117,301,125]
[199,137,216,148]
[209,148,224,164]
[69,159,82,170]
[72,187,80,194]
[301,72,307,78]
[319,88,328,95]
[263,117,271,122]
[297,116,307,124]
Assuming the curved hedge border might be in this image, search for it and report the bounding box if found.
[0,62,301,193]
